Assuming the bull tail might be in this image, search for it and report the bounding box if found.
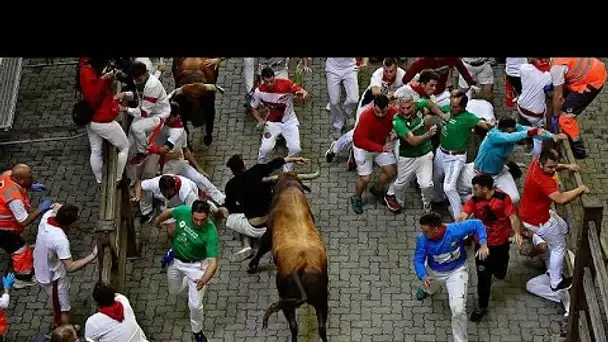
[262,272,308,330]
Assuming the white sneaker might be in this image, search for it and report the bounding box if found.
[13,278,37,289]
[230,247,253,262]
[325,102,331,111]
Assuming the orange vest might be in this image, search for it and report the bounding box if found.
[551,57,607,93]
[0,171,30,233]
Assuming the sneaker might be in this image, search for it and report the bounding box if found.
[570,139,587,159]
[347,149,356,171]
[13,278,37,289]
[416,287,429,301]
[325,102,331,111]
[383,194,402,212]
[230,246,253,262]
[350,195,363,215]
[193,331,208,342]
[325,141,337,163]
[470,308,487,322]
[243,93,252,109]
[128,153,148,166]
[551,277,573,291]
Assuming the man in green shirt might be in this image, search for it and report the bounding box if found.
[384,93,439,213]
[433,90,494,219]
[154,200,219,342]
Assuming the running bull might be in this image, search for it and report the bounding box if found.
[171,58,225,146]
[249,171,328,342]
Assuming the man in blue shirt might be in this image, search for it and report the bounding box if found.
[457,118,564,204]
[413,212,489,342]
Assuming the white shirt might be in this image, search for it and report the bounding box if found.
[126,75,171,120]
[462,57,488,65]
[505,58,528,77]
[33,211,71,284]
[140,175,198,207]
[466,99,495,122]
[550,64,569,86]
[250,78,299,124]
[370,67,406,93]
[85,294,148,342]
[325,58,357,73]
[518,64,552,114]
[7,199,28,223]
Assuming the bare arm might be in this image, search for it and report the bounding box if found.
[509,214,521,237]
[19,208,44,228]
[154,208,175,228]
[61,249,97,272]
[552,84,564,116]
[548,185,588,205]
[427,101,450,121]
[196,258,218,289]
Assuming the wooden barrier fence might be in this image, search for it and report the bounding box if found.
[94,78,139,291]
[544,108,608,341]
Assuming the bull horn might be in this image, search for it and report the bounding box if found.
[262,175,279,182]
[296,170,321,180]
[168,86,184,98]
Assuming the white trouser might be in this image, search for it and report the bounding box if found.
[243,58,289,94]
[423,264,469,342]
[433,90,451,107]
[258,117,301,172]
[129,116,162,154]
[333,129,354,154]
[387,151,434,207]
[165,161,226,205]
[523,210,568,288]
[433,149,467,218]
[458,62,494,87]
[326,69,359,129]
[458,163,520,204]
[517,107,545,157]
[86,121,129,184]
[167,258,209,333]
[226,213,267,238]
[40,276,71,312]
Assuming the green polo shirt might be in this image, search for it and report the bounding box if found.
[393,99,433,158]
[170,205,219,261]
[438,104,481,152]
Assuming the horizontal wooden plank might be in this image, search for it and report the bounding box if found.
[583,266,608,342]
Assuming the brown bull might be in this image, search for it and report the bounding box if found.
[171,58,223,146]
[248,171,328,342]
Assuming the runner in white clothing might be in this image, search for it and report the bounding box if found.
[517,58,554,156]
[33,204,97,329]
[459,57,495,104]
[132,174,200,224]
[115,61,171,166]
[324,58,406,169]
[85,282,148,342]
[251,67,310,172]
[505,57,527,96]
[325,58,361,138]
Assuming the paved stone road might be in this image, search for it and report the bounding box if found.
[0,57,606,341]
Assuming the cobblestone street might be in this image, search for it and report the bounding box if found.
[1,57,607,341]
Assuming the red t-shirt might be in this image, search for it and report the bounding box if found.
[519,158,559,226]
[352,105,398,152]
[463,190,516,246]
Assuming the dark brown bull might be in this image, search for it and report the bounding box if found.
[171,58,223,146]
[248,171,327,342]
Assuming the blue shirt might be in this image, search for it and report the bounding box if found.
[474,124,553,175]
[413,220,488,280]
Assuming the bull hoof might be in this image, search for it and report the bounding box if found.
[247,262,259,274]
[204,135,213,146]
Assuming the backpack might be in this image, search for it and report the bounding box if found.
[72,62,104,127]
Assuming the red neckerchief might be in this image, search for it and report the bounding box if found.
[174,176,182,193]
[410,82,427,98]
[431,224,448,241]
[165,116,184,128]
[98,301,125,322]
[532,61,551,73]
[47,217,69,233]
[382,72,396,86]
